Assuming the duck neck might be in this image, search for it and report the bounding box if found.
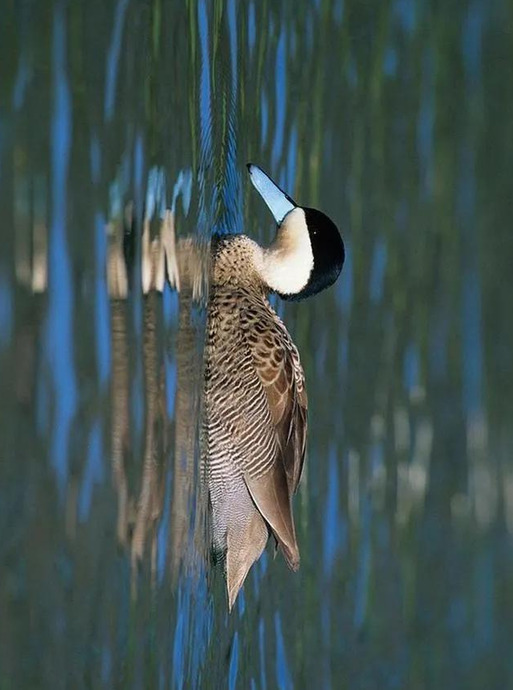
[257,208,313,296]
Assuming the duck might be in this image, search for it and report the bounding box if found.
[203,164,345,609]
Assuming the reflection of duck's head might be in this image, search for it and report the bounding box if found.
[247,163,345,301]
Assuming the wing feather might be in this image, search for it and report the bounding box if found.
[242,302,308,495]
[238,298,308,566]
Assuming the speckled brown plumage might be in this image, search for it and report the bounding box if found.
[203,234,307,609]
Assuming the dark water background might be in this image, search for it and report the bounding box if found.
[1,0,513,688]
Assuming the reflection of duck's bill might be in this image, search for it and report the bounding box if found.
[247,163,296,224]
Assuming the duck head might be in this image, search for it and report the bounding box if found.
[247,163,345,300]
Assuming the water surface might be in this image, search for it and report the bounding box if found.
[1,0,513,688]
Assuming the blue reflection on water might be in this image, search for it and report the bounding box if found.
[198,0,212,168]
[171,170,193,215]
[129,137,146,446]
[429,302,449,381]
[251,547,268,602]
[394,0,416,34]
[171,575,213,689]
[321,599,332,689]
[274,613,293,690]
[260,91,269,147]
[101,643,112,686]
[347,57,358,88]
[474,550,494,650]
[323,447,346,577]
[165,360,177,419]
[259,618,267,690]
[271,30,287,169]
[334,0,344,24]
[104,0,130,122]
[146,167,167,220]
[462,271,483,417]
[0,271,12,348]
[305,16,313,56]
[157,469,172,584]
[462,2,483,91]
[95,212,111,387]
[197,0,215,236]
[221,0,243,234]
[44,6,77,491]
[336,241,353,315]
[227,0,237,90]
[133,132,145,215]
[78,421,104,521]
[163,281,179,325]
[417,46,434,198]
[13,54,31,111]
[228,632,239,690]
[237,588,246,617]
[109,153,130,219]
[90,133,102,184]
[172,595,186,688]
[458,147,483,417]
[286,126,297,193]
[383,46,398,77]
[403,342,419,393]
[353,494,371,631]
[248,2,256,56]
[36,367,50,434]
[369,237,387,304]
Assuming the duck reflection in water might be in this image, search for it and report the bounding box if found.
[107,205,208,588]
[203,165,344,608]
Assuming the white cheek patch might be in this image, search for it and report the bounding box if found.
[259,208,314,295]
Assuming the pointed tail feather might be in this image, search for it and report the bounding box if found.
[244,462,300,572]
